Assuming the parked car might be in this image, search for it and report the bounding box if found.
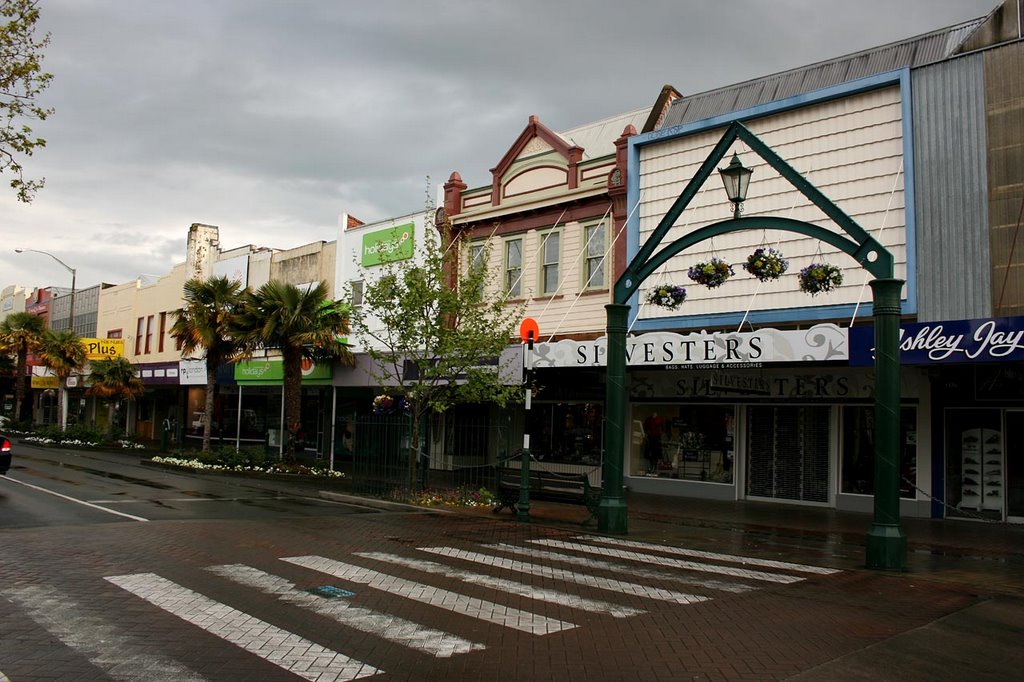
[0,434,10,475]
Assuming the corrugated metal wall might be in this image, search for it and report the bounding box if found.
[984,42,1024,318]
[912,54,991,322]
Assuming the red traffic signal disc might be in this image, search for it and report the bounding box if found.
[520,317,539,343]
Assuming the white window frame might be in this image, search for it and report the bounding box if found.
[538,229,561,295]
[468,240,486,275]
[350,280,364,306]
[582,220,608,290]
[504,237,523,298]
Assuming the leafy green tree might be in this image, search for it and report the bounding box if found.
[36,329,85,431]
[170,276,245,452]
[0,310,44,420]
[352,216,522,489]
[233,280,353,461]
[1,0,53,202]
[86,356,144,439]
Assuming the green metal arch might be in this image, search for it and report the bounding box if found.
[616,120,897,305]
[619,215,894,302]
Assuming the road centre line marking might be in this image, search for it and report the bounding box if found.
[1,475,149,522]
[282,555,576,635]
[418,546,708,605]
[208,563,486,658]
[105,573,379,681]
[580,535,841,575]
[487,543,755,594]
[357,551,645,617]
[4,584,206,682]
[530,539,804,584]
[86,496,302,504]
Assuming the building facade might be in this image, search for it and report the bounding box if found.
[606,1,1023,522]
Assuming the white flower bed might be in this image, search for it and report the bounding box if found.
[150,455,344,478]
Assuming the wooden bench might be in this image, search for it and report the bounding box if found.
[492,465,602,524]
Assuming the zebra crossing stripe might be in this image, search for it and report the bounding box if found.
[357,551,646,617]
[417,547,708,605]
[105,573,380,681]
[208,564,486,658]
[580,536,841,575]
[486,543,755,594]
[529,540,804,584]
[4,585,206,682]
[282,555,577,635]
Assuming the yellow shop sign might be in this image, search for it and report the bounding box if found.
[82,338,124,360]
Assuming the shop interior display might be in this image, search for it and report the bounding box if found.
[960,428,1003,512]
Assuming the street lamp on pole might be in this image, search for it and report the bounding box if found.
[15,248,77,333]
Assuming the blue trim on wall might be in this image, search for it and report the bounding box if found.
[630,303,866,333]
[626,69,918,330]
[899,68,918,316]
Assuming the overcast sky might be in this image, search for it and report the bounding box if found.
[0,0,999,295]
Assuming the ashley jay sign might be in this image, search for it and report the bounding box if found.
[849,316,1024,365]
[530,324,848,368]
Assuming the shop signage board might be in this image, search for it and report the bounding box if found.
[81,338,124,360]
[849,316,1024,365]
[531,323,848,368]
[178,359,206,385]
[630,368,877,400]
[360,223,415,266]
[234,359,331,384]
[138,362,180,385]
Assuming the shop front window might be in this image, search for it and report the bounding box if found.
[526,402,602,466]
[630,404,735,483]
[841,406,917,499]
[945,408,1003,520]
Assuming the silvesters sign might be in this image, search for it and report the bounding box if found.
[531,324,847,368]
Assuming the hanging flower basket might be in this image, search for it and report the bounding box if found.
[798,262,843,296]
[647,284,687,310]
[743,247,789,282]
[373,394,409,415]
[687,258,734,288]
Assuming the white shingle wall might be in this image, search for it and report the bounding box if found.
[637,86,907,321]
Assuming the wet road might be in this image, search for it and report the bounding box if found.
[0,442,371,527]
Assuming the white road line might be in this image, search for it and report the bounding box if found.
[0,475,149,522]
[580,536,841,575]
[208,564,486,658]
[282,555,576,635]
[357,551,646,617]
[418,546,708,605]
[4,584,206,681]
[487,543,755,594]
[86,496,299,504]
[529,539,804,584]
[105,573,379,681]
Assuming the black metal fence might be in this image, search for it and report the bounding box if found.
[349,411,515,502]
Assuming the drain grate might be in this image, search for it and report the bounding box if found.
[306,585,356,599]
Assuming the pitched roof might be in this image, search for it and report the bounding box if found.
[555,107,651,161]
[660,17,987,129]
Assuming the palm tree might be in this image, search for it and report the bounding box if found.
[170,276,245,452]
[0,311,45,422]
[37,329,87,431]
[87,356,145,439]
[234,280,353,461]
